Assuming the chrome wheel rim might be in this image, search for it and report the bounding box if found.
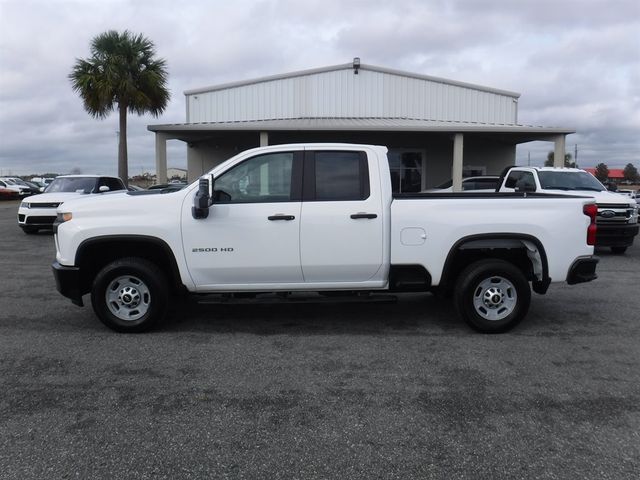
[472,276,517,321]
[105,275,150,321]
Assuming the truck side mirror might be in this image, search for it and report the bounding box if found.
[192,175,214,219]
[98,186,110,193]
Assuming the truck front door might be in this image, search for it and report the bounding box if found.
[182,151,304,289]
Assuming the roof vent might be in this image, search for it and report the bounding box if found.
[353,57,360,74]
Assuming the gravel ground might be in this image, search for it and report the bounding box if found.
[1,199,639,479]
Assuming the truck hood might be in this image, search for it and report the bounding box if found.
[56,188,190,216]
[543,189,636,206]
[22,191,92,204]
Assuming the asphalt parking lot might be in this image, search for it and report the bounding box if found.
[1,200,639,479]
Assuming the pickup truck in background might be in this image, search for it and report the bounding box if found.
[496,167,639,254]
[52,144,599,334]
[424,175,501,193]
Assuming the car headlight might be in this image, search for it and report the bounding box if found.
[56,212,73,223]
[21,202,30,209]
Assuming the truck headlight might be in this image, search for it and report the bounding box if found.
[21,201,30,209]
[56,212,73,223]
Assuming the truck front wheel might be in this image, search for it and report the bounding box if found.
[91,257,169,333]
[454,259,531,333]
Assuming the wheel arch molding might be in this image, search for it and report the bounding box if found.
[440,233,550,294]
[74,235,185,296]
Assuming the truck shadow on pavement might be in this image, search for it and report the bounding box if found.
[164,293,469,336]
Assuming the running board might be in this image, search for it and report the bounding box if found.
[197,292,398,305]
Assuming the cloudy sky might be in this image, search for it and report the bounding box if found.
[0,0,638,176]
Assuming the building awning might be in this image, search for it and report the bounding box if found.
[148,117,574,143]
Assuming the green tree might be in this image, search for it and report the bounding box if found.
[69,30,170,185]
[622,163,639,182]
[545,151,575,168]
[594,163,609,182]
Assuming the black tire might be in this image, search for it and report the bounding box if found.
[611,246,627,255]
[91,257,169,333]
[22,226,38,234]
[453,259,531,333]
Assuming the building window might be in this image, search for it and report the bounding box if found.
[388,150,425,193]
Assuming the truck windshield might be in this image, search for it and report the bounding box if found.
[46,177,97,194]
[537,171,605,192]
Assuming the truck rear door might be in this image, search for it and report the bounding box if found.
[299,149,384,283]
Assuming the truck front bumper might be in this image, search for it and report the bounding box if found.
[52,261,84,306]
[596,223,639,247]
[567,256,599,285]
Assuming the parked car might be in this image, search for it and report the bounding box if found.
[424,176,501,193]
[0,178,33,197]
[31,177,56,189]
[18,175,126,234]
[5,177,42,195]
[0,186,20,200]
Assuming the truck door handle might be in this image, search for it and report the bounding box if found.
[268,214,295,221]
[350,213,377,219]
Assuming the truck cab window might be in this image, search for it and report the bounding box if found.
[505,171,524,189]
[98,177,125,192]
[214,152,294,203]
[516,172,536,189]
[313,151,369,201]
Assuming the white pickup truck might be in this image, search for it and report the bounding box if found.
[52,144,599,334]
[496,167,639,254]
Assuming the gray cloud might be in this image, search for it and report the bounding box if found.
[0,0,638,176]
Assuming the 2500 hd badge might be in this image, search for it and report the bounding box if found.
[192,247,234,252]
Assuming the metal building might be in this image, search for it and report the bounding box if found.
[149,60,573,190]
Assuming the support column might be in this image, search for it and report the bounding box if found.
[155,133,168,184]
[260,131,269,147]
[452,133,464,192]
[554,134,566,168]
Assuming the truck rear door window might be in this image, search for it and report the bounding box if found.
[312,151,369,201]
[504,171,534,189]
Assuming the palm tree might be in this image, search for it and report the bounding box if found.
[69,30,170,185]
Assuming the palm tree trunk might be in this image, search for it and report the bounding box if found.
[118,104,128,186]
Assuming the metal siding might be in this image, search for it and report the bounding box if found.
[185,68,517,124]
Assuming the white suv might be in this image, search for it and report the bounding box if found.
[18,175,125,234]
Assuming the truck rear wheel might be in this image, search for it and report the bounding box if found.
[454,259,530,333]
[91,257,168,333]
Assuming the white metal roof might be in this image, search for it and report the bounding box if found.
[185,62,520,98]
[184,61,521,126]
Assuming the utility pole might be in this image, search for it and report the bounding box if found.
[527,151,531,166]
[574,144,578,168]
